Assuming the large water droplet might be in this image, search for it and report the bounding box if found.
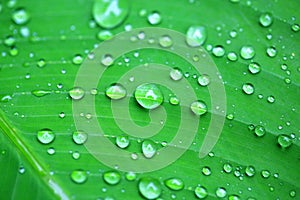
[147,11,162,25]
[164,178,184,191]
[194,186,208,199]
[266,46,277,57]
[142,140,157,158]
[116,135,130,148]
[159,35,173,48]
[240,46,255,60]
[93,0,129,29]
[248,62,261,74]
[245,165,256,177]
[37,129,55,144]
[71,170,88,184]
[170,68,183,81]
[254,125,266,137]
[103,171,121,185]
[186,26,207,47]
[223,163,233,173]
[242,83,254,95]
[212,45,225,57]
[197,74,210,86]
[139,177,162,199]
[69,87,85,100]
[101,54,114,67]
[134,83,163,110]
[12,8,30,25]
[216,187,227,198]
[259,12,273,27]
[106,84,127,100]
[72,131,88,144]
[277,134,292,148]
[190,101,207,116]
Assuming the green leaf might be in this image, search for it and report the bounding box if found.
[0,0,299,199]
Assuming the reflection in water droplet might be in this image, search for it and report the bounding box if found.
[261,170,271,178]
[72,54,83,65]
[142,140,157,158]
[266,46,277,57]
[190,101,207,116]
[135,83,163,110]
[101,54,114,67]
[47,147,55,155]
[32,90,51,97]
[125,171,136,181]
[202,166,211,176]
[169,96,180,105]
[97,30,113,40]
[223,163,233,173]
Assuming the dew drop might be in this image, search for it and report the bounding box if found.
[194,186,208,199]
[212,45,225,57]
[106,84,127,100]
[259,12,273,27]
[72,151,81,160]
[186,26,207,47]
[245,166,256,177]
[47,147,55,155]
[31,90,51,97]
[101,54,114,67]
[12,8,30,25]
[72,54,83,65]
[254,125,266,137]
[261,170,271,178]
[37,58,46,68]
[142,140,157,158]
[97,30,113,40]
[248,62,261,74]
[201,166,211,176]
[164,178,184,191]
[216,187,227,198]
[103,171,121,185]
[19,166,25,174]
[197,74,210,86]
[291,24,300,32]
[93,0,129,29]
[267,95,275,103]
[139,177,162,199]
[125,171,136,181]
[240,46,255,60]
[71,170,88,184]
[147,11,162,25]
[242,83,254,95]
[190,101,207,116]
[169,96,180,105]
[37,129,55,144]
[4,35,16,47]
[72,131,88,144]
[116,135,130,148]
[170,67,183,81]
[266,46,277,57]
[289,190,296,198]
[223,163,233,173]
[69,87,85,100]
[159,35,173,48]
[227,52,238,61]
[134,83,163,110]
[277,134,292,148]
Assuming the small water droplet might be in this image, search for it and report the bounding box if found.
[291,24,300,32]
[248,62,261,74]
[37,129,55,144]
[125,171,136,181]
[139,177,162,199]
[266,46,277,57]
[216,187,227,198]
[159,35,173,48]
[229,30,238,38]
[71,170,88,184]
[72,54,83,65]
[134,83,163,110]
[106,84,127,100]
[47,147,55,155]
[254,125,266,137]
[72,151,81,160]
[4,35,16,47]
[147,11,162,25]
[37,58,46,68]
[69,87,85,100]
[103,171,121,185]
[32,90,51,97]
[194,186,208,199]
[186,26,207,47]
[197,74,210,86]
[97,30,113,40]
[212,45,225,57]
[116,135,130,148]
[164,178,184,191]
[202,166,211,176]
[223,163,233,173]
[12,8,30,25]
[19,166,25,174]
[267,95,275,103]
[242,83,254,95]
[72,131,88,144]
[142,140,157,158]
[101,54,114,67]
[240,46,255,60]
[169,96,180,105]
[261,170,271,178]
[289,190,296,198]
[227,52,238,61]
[259,12,273,27]
[245,166,256,177]
[93,0,129,29]
[277,134,292,148]
[190,101,207,116]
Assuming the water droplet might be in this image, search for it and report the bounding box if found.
[142,140,157,158]
[101,54,114,67]
[227,52,238,61]
[69,87,85,100]
[103,171,121,185]
[72,131,88,144]
[216,187,227,198]
[186,26,207,47]
[190,101,207,116]
[97,30,113,40]
[72,54,83,65]
[240,46,255,60]
[197,74,210,86]
[164,178,184,191]
[170,68,183,81]
[245,166,256,177]
[9,46,18,56]
[266,46,277,57]
[4,35,16,47]
[93,0,129,29]
[261,170,271,178]
[277,134,292,148]
[37,58,46,68]
[223,163,233,173]
[47,147,55,155]
[291,24,300,32]
[202,166,211,176]
[212,45,225,57]
[289,190,296,197]
[106,84,127,100]
[134,83,163,110]
[159,35,173,48]
[116,135,130,148]
[242,83,254,95]
[254,125,266,137]
[71,170,88,184]
[259,12,273,27]
[37,129,55,144]
[169,96,180,105]
[226,113,234,120]
[267,95,275,103]
[229,30,238,38]
[228,195,240,200]
[125,171,136,181]
[248,62,261,74]
[139,177,162,199]
[19,166,25,174]
[194,186,208,199]
[12,8,30,25]
[147,11,162,25]
[32,90,51,97]
[72,151,81,160]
